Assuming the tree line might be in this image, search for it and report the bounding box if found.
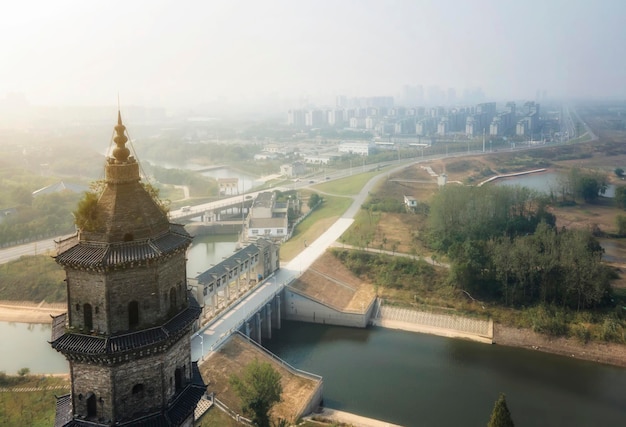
[427,184,614,311]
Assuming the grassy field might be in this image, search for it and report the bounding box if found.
[0,255,65,302]
[195,407,243,427]
[279,195,352,262]
[312,170,379,196]
[0,375,69,427]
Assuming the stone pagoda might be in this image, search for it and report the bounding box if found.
[50,112,206,426]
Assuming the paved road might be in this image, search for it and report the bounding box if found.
[0,238,61,264]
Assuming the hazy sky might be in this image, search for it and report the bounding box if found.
[1,0,624,108]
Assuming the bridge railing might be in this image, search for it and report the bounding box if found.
[209,275,299,352]
[170,198,253,220]
[235,331,323,382]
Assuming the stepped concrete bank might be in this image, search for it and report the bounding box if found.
[371,304,493,344]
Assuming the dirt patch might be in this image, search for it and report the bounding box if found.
[494,323,626,367]
[291,252,376,311]
[550,198,619,234]
[198,334,320,423]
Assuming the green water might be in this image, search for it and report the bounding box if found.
[263,321,626,427]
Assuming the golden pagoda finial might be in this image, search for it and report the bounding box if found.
[112,109,130,163]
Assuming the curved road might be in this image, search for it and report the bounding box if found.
[190,159,416,360]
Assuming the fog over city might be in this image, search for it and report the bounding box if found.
[1,0,624,112]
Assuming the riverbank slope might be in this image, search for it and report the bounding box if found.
[494,323,626,368]
[0,301,64,324]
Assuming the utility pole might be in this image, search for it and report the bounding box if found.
[482,128,485,153]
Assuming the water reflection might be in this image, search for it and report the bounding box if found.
[496,171,616,197]
[185,233,239,278]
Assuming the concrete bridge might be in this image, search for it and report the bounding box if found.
[170,196,254,222]
[190,217,355,361]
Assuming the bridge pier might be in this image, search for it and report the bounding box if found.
[275,294,281,330]
[255,312,262,345]
[264,303,272,340]
[245,320,251,338]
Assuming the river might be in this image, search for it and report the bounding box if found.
[0,322,68,374]
[263,321,626,427]
[185,233,239,278]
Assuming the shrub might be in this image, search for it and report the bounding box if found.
[571,323,591,343]
[529,305,568,337]
[601,317,624,342]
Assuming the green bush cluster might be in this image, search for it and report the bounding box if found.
[332,249,438,292]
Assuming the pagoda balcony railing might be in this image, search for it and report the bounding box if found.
[51,300,201,357]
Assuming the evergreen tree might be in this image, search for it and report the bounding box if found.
[487,393,514,427]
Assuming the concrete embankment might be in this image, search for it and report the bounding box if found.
[310,407,403,427]
[372,305,493,344]
[477,168,547,187]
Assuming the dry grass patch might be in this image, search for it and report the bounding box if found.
[551,199,618,234]
[370,212,431,256]
[291,252,376,311]
[198,335,320,424]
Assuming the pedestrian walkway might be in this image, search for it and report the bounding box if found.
[0,385,68,392]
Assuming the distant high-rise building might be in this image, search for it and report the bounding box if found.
[305,109,325,127]
[328,109,345,126]
[287,109,306,127]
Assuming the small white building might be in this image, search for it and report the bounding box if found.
[338,141,374,156]
[404,195,418,208]
[280,162,306,177]
[246,192,289,240]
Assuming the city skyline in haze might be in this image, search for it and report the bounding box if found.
[1,0,625,112]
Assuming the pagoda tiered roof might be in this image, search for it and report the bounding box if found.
[55,225,191,271]
[54,363,206,427]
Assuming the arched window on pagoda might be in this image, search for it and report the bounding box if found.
[174,367,183,392]
[132,383,145,398]
[169,288,177,311]
[83,304,93,331]
[86,393,97,418]
[128,301,139,329]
